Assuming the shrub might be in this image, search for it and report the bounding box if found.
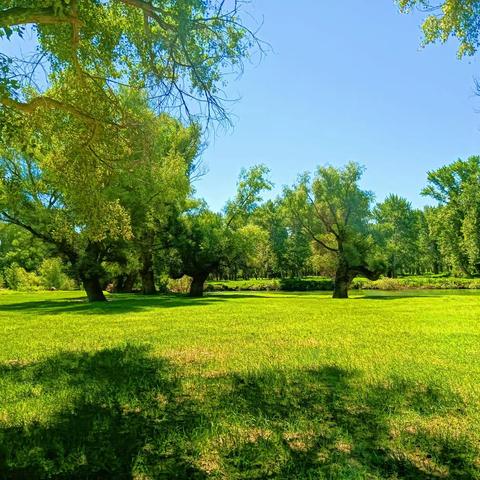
[168,276,192,294]
[4,264,42,291]
[280,278,333,291]
[38,258,76,290]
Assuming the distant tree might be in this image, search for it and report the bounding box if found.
[422,156,480,276]
[416,207,444,275]
[250,200,289,277]
[235,223,275,278]
[284,162,382,298]
[170,205,228,296]
[373,194,418,277]
[172,165,272,296]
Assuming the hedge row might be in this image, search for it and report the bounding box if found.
[206,276,480,292]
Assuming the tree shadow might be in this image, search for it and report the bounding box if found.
[0,292,282,316]
[0,294,228,316]
[212,368,476,479]
[0,345,209,479]
[0,348,477,479]
[355,293,445,300]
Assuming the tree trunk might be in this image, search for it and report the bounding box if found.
[113,273,136,293]
[140,253,156,295]
[333,273,350,298]
[82,276,107,302]
[189,273,208,297]
[333,257,350,299]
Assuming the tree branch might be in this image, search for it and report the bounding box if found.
[0,6,81,28]
[0,94,122,127]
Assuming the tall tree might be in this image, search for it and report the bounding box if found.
[0,86,197,300]
[171,165,272,296]
[422,156,480,276]
[115,91,201,294]
[373,194,418,277]
[284,162,382,298]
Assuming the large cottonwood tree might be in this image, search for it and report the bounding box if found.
[0,88,198,301]
[284,162,382,298]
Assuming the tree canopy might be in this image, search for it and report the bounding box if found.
[0,0,260,122]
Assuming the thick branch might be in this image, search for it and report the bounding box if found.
[0,94,121,126]
[350,265,381,281]
[0,6,80,28]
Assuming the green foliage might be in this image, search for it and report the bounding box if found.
[37,257,76,290]
[0,0,258,122]
[0,290,479,478]
[422,156,480,276]
[0,87,199,300]
[3,264,41,290]
[284,162,382,297]
[373,194,418,276]
[0,223,49,273]
[398,0,480,57]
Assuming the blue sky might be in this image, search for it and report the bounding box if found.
[194,0,480,210]
[2,1,480,211]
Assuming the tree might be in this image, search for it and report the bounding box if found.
[0,0,261,123]
[170,205,229,296]
[0,223,50,274]
[115,91,201,294]
[0,87,197,301]
[416,206,443,274]
[422,156,480,276]
[397,1,480,57]
[373,194,418,277]
[284,162,382,298]
[171,165,272,296]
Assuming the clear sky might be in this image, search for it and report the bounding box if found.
[194,0,480,211]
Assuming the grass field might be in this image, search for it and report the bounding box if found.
[0,290,479,479]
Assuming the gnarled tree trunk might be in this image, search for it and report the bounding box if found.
[333,256,381,299]
[189,272,208,297]
[82,275,107,302]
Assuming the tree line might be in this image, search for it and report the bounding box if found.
[1,96,480,300]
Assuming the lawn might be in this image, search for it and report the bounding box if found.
[0,290,479,479]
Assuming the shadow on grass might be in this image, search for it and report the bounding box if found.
[0,294,225,316]
[0,292,279,316]
[354,294,445,300]
[0,346,477,479]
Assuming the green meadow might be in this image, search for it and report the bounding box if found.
[0,290,479,479]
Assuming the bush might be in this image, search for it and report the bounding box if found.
[38,258,76,290]
[168,276,192,294]
[279,278,333,291]
[4,264,42,291]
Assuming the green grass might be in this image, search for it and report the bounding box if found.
[1,289,479,479]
